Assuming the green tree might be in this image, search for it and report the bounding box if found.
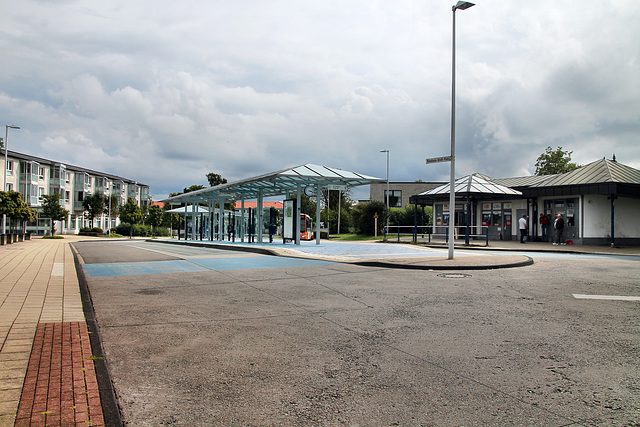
[40,193,69,236]
[535,146,581,175]
[147,204,164,237]
[119,197,143,238]
[0,191,37,233]
[351,200,388,236]
[83,192,107,228]
[183,184,205,194]
[206,173,228,187]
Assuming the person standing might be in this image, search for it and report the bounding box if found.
[554,213,565,245]
[519,214,528,243]
[539,213,550,242]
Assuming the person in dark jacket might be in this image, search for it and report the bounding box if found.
[539,213,550,242]
[553,213,565,245]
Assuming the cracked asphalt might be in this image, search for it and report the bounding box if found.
[72,240,640,426]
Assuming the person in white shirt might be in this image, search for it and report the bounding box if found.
[518,214,528,243]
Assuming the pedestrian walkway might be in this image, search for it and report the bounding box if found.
[0,236,104,427]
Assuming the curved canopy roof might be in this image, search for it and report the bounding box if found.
[162,164,385,205]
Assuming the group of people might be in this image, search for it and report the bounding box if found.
[518,212,565,245]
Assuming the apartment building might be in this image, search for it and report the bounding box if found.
[2,150,150,235]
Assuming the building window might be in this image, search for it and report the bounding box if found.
[384,190,402,208]
[39,166,45,179]
[6,160,13,174]
[6,183,13,191]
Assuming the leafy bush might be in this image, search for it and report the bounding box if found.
[153,227,171,237]
[351,201,388,235]
[91,227,103,233]
[114,223,153,237]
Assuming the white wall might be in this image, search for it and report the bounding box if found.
[583,195,640,238]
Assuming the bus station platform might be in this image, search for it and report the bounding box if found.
[152,238,536,270]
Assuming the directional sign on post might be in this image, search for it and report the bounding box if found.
[425,156,453,164]
[326,184,347,191]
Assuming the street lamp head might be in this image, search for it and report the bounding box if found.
[453,1,475,11]
[6,125,20,130]
[380,149,389,153]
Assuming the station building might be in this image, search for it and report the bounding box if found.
[406,158,640,246]
[1,150,151,235]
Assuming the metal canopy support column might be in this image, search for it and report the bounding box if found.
[194,205,199,241]
[240,199,245,242]
[257,190,264,243]
[219,198,226,241]
[315,183,321,245]
[610,194,616,247]
[209,200,214,241]
[218,199,224,241]
[295,183,301,245]
[183,205,188,240]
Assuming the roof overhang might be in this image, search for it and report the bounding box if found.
[410,174,522,204]
[162,164,385,205]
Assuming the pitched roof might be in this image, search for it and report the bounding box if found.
[492,174,557,188]
[528,158,640,187]
[418,173,522,197]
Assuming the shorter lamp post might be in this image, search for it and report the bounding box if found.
[380,149,389,237]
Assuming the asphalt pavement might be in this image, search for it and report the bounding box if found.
[80,238,639,425]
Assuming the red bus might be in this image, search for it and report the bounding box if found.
[300,214,314,240]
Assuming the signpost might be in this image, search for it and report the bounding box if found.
[425,156,453,164]
[326,184,347,191]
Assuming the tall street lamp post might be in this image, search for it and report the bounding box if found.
[449,1,474,260]
[380,149,389,236]
[3,125,20,235]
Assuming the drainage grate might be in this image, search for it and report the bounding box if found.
[437,273,472,278]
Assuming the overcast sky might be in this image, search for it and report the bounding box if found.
[2,0,639,200]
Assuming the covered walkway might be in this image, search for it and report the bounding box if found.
[162,164,384,245]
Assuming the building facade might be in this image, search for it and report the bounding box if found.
[369,182,445,208]
[2,150,150,235]
[408,159,640,246]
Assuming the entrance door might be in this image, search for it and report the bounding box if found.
[545,198,579,242]
[503,210,513,241]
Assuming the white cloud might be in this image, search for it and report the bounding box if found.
[1,0,639,198]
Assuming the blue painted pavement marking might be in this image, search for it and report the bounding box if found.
[190,257,336,270]
[83,257,336,277]
[83,260,209,277]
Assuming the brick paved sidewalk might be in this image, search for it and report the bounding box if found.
[0,237,104,427]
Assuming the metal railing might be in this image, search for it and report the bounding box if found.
[383,225,489,246]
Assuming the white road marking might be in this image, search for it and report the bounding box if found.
[573,294,640,301]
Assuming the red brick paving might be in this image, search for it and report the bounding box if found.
[14,322,104,427]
